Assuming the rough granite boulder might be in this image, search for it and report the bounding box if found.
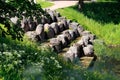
[51,22,60,35]
[50,38,62,53]
[83,44,94,56]
[81,35,90,46]
[88,34,96,44]
[27,16,36,31]
[57,34,69,48]
[58,22,65,32]
[61,19,68,29]
[10,16,19,25]
[63,30,72,43]
[81,30,91,36]
[25,31,38,41]
[72,28,80,38]
[44,24,55,38]
[69,30,76,40]
[57,17,66,22]
[21,16,30,32]
[41,15,47,24]
[35,24,45,41]
[63,43,83,62]
[77,25,84,36]
[69,22,78,30]
[46,10,57,22]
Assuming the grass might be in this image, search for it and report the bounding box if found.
[57,2,120,45]
[97,0,120,2]
[36,0,54,8]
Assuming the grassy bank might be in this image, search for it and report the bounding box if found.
[36,0,54,8]
[57,2,120,45]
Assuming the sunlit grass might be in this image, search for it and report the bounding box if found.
[36,0,54,8]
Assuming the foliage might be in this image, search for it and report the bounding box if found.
[0,36,62,80]
[0,36,118,80]
[0,22,24,40]
[97,0,120,2]
[0,0,44,40]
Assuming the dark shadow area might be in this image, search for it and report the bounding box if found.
[94,56,120,77]
[87,55,97,69]
[72,2,120,24]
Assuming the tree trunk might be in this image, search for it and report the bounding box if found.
[78,0,84,10]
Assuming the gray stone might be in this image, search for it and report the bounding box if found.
[25,31,38,41]
[47,10,57,22]
[63,43,83,62]
[73,28,80,37]
[57,17,68,29]
[10,16,19,24]
[68,30,76,40]
[67,19,72,26]
[81,35,90,46]
[83,45,94,56]
[41,15,47,24]
[50,38,62,53]
[61,19,68,29]
[21,16,30,32]
[63,30,72,43]
[77,40,84,46]
[33,16,38,26]
[57,17,66,22]
[57,34,68,48]
[44,24,55,38]
[35,24,45,41]
[29,21,37,31]
[81,30,91,36]
[77,25,84,35]
[58,22,65,32]
[88,34,96,44]
[69,22,79,30]
[54,11,61,18]
[27,16,37,31]
[50,22,60,34]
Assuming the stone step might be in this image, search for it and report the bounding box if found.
[40,28,70,46]
[59,36,81,55]
[80,56,95,68]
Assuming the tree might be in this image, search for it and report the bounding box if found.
[78,0,84,10]
[0,0,43,40]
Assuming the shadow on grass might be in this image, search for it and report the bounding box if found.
[72,2,120,24]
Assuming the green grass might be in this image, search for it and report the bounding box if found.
[36,0,54,8]
[97,0,120,2]
[57,2,120,45]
